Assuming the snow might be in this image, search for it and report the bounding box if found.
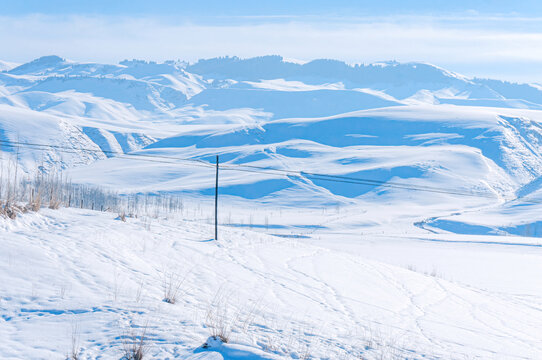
[72,103,542,204]
[2,208,542,359]
[3,55,542,358]
[243,79,345,92]
[0,60,19,72]
[4,55,542,177]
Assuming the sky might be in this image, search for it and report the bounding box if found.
[2,0,542,82]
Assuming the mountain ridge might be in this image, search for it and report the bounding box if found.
[3,54,542,209]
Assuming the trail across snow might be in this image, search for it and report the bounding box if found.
[1,208,542,359]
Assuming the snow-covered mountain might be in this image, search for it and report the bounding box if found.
[4,55,542,359]
[2,55,542,174]
[3,55,542,233]
[0,60,19,72]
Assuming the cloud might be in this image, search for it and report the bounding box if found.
[2,14,542,82]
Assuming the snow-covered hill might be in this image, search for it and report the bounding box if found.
[4,54,542,236]
[2,208,542,359]
[3,55,542,175]
[3,54,542,239]
[4,55,542,358]
[0,60,19,72]
[1,56,539,186]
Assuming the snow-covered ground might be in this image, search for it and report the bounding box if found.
[3,55,542,358]
[2,208,542,359]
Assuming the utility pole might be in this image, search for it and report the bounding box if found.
[215,155,219,240]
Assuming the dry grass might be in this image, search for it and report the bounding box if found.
[65,322,81,360]
[49,196,62,210]
[28,190,42,212]
[0,156,186,221]
[161,270,187,304]
[121,324,148,360]
[205,291,233,343]
[0,201,29,219]
[204,288,255,344]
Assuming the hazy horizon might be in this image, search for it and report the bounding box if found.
[2,0,542,82]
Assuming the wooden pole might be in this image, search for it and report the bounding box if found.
[215,155,219,241]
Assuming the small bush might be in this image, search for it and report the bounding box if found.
[1,202,17,219]
[0,201,28,219]
[49,197,62,210]
[204,290,235,343]
[66,322,81,360]
[162,271,186,304]
[121,325,148,360]
[28,193,42,212]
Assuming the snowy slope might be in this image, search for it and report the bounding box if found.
[4,55,542,359]
[70,104,542,205]
[2,54,540,236]
[0,60,19,72]
[0,103,156,173]
[5,55,542,254]
[4,54,542,176]
[2,208,542,359]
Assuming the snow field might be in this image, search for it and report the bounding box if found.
[2,208,542,359]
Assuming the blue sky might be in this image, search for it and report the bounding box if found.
[2,0,541,17]
[2,1,542,82]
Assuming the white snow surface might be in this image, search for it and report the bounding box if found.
[0,60,19,72]
[4,55,542,358]
[2,208,542,359]
[3,55,542,176]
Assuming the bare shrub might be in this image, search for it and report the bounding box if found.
[28,191,42,212]
[429,267,439,278]
[0,201,29,219]
[237,297,263,335]
[162,271,187,304]
[112,268,121,302]
[49,197,62,210]
[406,264,442,279]
[66,322,81,360]
[121,324,148,360]
[0,202,17,219]
[204,289,235,343]
[203,292,265,348]
[59,283,70,299]
[135,278,145,303]
[141,216,151,231]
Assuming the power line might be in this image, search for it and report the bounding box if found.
[224,162,480,193]
[0,138,506,199]
[0,139,215,169]
[218,163,499,199]
[0,139,210,165]
[0,138,520,201]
